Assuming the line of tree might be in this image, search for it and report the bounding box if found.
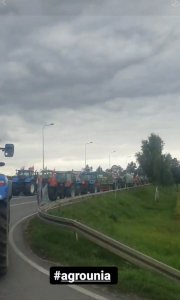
[86,133,180,189]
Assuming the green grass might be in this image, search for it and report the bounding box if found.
[175,192,180,219]
[25,185,180,300]
[49,185,180,269]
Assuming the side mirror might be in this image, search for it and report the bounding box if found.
[0,162,5,167]
[4,144,14,157]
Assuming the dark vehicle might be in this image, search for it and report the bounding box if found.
[0,143,14,276]
[40,169,54,186]
[97,172,116,191]
[12,168,38,196]
[80,171,100,194]
[115,175,126,189]
[80,171,118,194]
[47,171,81,201]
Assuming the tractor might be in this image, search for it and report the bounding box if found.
[0,144,14,276]
[12,168,38,196]
[80,171,101,194]
[47,170,81,201]
[97,171,116,191]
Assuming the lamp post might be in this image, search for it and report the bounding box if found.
[42,123,54,170]
[85,141,93,169]
[109,150,116,169]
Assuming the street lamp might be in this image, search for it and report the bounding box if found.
[85,141,93,168]
[42,123,54,170]
[109,150,116,169]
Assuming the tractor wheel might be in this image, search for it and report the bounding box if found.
[0,201,9,276]
[24,182,36,196]
[75,186,80,196]
[89,185,95,193]
[48,187,58,201]
[82,188,88,195]
[59,187,65,199]
[58,191,64,199]
[64,188,70,198]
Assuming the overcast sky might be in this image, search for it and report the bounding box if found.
[1,1,180,175]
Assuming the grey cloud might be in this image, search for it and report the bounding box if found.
[0,13,180,173]
[1,1,180,16]
[1,17,179,115]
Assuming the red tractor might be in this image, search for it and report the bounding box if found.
[44,170,81,201]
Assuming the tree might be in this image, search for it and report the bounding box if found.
[107,165,124,176]
[170,157,180,190]
[126,161,137,174]
[96,166,103,173]
[135,132,180,201]
[83,165,93,172]
[136,166,145,176]
[160,154,174,186]
[136,133,165,185]
[112,165,123,173]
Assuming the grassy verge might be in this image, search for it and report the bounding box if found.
[175,192,180,219]
[25,185,180,300]
[49,185,180,269]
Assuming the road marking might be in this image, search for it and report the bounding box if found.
[9,213,110,300]
[11,201,37,207]
[11,196,35,200]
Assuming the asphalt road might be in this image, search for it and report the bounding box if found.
[0,196,134,300]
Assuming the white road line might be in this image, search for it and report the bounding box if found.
[11,201,37,207]
[11,196,35,200]
[9,213,110,300]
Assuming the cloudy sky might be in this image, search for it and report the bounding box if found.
[1,1,180,175]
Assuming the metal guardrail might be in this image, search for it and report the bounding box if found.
[38,186,180,284]
[39,184,149,209]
